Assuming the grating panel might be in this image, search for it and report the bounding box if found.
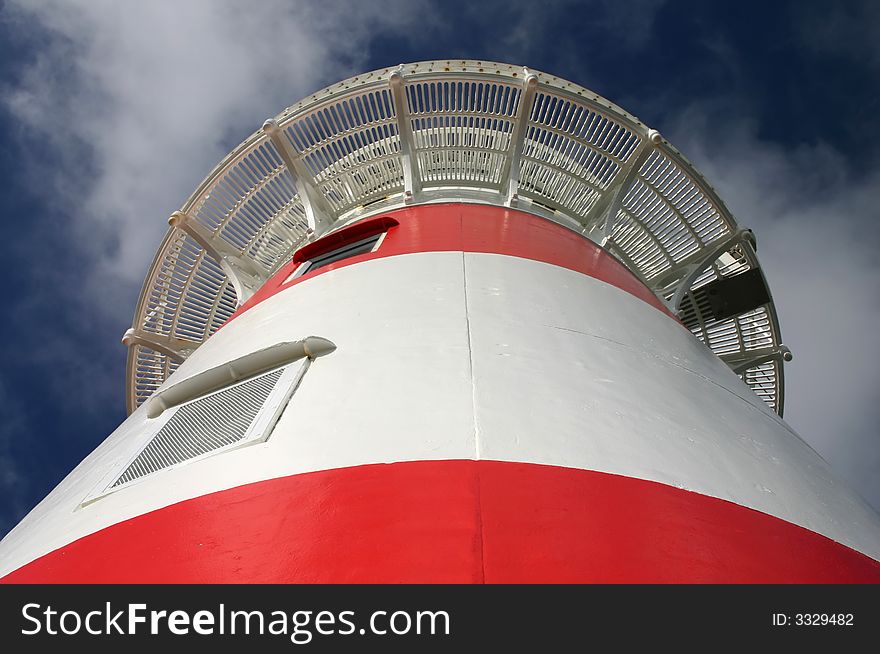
[742,360,779,412]
[128,345,182,409]
[113,368,284,487]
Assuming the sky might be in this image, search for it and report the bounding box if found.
[0,0,878,538]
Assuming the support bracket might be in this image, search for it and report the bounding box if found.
[659,228,755,314]
[262,119,335,238]
[121,328,198,362]
[721,345,793,375]
[499,68,539,207]
[389,66,421,204]
[168,211,267,303]
[582,129,662,243]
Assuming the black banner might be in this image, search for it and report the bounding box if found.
[1,584,876,650]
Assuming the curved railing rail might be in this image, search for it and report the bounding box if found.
[125,60,790,415]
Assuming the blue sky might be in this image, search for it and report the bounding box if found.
[0,0,878,537]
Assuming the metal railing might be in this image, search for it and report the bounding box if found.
[125,60,790,415]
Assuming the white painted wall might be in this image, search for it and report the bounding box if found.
[2,251,878,575]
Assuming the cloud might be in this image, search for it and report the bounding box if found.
[667,105,880,511]
[0,0,436,535]
[4,0,433,322]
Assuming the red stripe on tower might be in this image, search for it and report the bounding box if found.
[229,204,676,325]
[4,461,879,584]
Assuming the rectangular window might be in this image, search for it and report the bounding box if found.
[288,233,384,282]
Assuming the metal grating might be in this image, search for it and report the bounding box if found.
[285,87,401,211]
[127,345,182,410]
[612,150,733,282]
[126,59,789,415]
[409,80,521,187]
[113,368,284,487]
[520,90,639,215]
[741,360,780,412]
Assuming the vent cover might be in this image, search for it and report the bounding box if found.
[85,360,311,502]
[112,368,284,487]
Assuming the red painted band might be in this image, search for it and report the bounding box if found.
[227,204,675,325]
[4,460,878,583]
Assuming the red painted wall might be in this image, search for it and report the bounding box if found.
[5,461,878,584]
[228,204,674,325]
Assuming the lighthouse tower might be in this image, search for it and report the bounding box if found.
[2,61,878,582]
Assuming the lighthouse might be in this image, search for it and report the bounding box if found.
[1,60,878,582]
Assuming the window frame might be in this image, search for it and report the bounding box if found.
[284,231,386,283]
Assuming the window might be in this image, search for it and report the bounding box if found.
[287,232,384,282]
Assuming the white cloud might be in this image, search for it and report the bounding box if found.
[5,0,432,320]
[0,0,435,534]
[667,107,880,510]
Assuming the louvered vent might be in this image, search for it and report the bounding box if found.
[113,368,285,487]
